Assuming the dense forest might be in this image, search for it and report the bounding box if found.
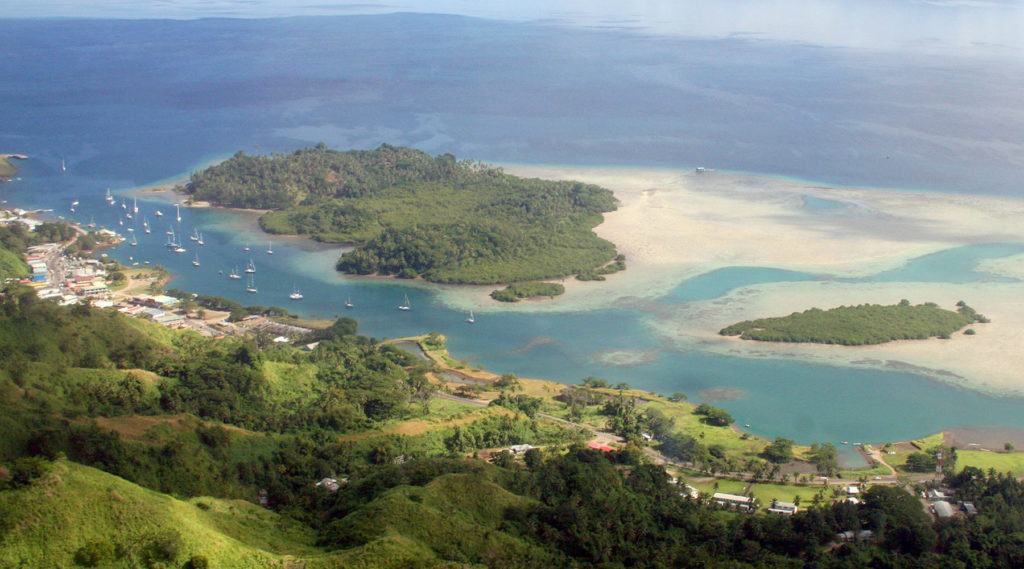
[185,144,620,284]
[720,300,988,345]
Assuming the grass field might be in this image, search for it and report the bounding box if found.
[0,460,335,568]
[957,450,1024,476]
[748,483,825,508]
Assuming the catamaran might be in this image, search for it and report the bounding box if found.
[228,266,241,279]
[466,311,475,324]
[289,283,303,300]
[246,273,258,293]
[244,258,256,273]
[398,294,411,311]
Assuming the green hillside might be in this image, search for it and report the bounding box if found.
[185,144,620,284]
[0,460,328,568]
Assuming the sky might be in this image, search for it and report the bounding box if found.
[2,0,1024,55]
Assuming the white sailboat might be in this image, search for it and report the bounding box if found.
[129,234,137,247]
[398,294,411,311]
[104,188,113,203]
[174,246,186,253]
[344,295,354,308]
[243,243,250,252]
[266,240,273,255]
[155,209,163,217]
[61,157,66,172]
[197,231,204,246]
[121,200,127,210]
[143,218,151,234]
[175,204,181,223]
[244,258,256,273]
[289,283,303,300]
[228,266,241,279]
[466,311,475,324]
[71,198,79,207]
[246,273,258,293]
[189,227,198,241]
[133,197,138,214]
[192,252,200,267]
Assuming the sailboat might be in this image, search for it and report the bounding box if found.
[104,188,113,203]
[121,200,127,210]
[61,157,66,172]
[397,294,411,311]
[192,252,200,267]
[154,209,163,217]
[243,243,250,252]
[289,283,303,300]
[143,218,150,234]
[133,197,138,214]
[266,240,273,255]
[197,231,204,246]
[87,216,96,229]
[165,225,174,236]
[344,295,354,309]
[129,234,137,247]
[71,199,79,207]
[244,258,256,273]
[189,227,198,241]
[228,266,241,279]
[466,311,475,324]
[175,204,181,223]
[246,273,258,293]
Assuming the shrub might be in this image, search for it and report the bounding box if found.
[74,540,115,567]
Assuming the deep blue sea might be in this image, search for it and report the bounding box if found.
[4,12,1024,459]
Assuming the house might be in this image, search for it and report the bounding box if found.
[315,478,340,492]
[846,485,860,496]
[927,488,952,501]
[713,493,755,511]
[836,530,875,543]
[509,444,534,455]
[767,501,799,515]
[680,484,699,499]
[961,501,978,516]
[931,500,955,519]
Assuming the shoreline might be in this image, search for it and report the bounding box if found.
[130,162,1024,397]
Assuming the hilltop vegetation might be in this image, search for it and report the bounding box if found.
[720,300,988,345]
[185,144,620,284]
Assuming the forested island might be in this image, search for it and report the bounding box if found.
[185,144,622,286]
[720,300,988,345]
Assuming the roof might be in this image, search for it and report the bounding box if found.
[933,500,955,518]
[587,442,615,452]
[713,493,752,503]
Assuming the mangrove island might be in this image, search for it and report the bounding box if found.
[719,300,989,345]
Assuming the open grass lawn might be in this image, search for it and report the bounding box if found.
[688,478,749,495]
[748,483,825,508]
[957,450,1024,476]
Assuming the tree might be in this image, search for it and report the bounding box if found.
[809,442,839,476]
[1006,441,1015,452]
[761,437,795,463]
[694,403,733,426]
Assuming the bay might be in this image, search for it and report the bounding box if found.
[3,14,1024,457]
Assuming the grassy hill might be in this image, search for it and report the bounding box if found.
[0,460,329,568]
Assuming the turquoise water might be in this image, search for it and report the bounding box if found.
[5,15,1024,457]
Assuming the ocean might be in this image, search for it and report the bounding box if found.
[3,11,1024,457]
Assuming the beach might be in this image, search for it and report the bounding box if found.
[469,165,1024,396]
